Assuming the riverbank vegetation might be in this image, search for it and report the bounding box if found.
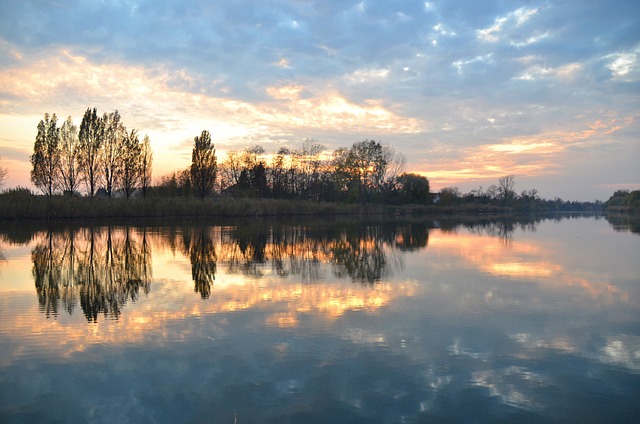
[0,108,632,220]
[603,189,640,214]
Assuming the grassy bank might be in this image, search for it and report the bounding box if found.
[0,191,518,220]
[0,192,380,219]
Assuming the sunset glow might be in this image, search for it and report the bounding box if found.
[0,1,638,199]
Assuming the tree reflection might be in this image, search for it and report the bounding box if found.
[32,226,152,321]
[605,215,640,235]
[184,226,217,299]
[330,226,390,284]
[22,216,565,305]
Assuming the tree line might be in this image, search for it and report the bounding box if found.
[164,131,430,205]
[30,108,153,198]
[23,110,627,212]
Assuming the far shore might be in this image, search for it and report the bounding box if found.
[0,192,609,221]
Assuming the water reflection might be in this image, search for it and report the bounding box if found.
[606,214,640,234]
[21,215,624,321]
[184,226,217,299]
[1,215,639,423]
[31,227,152,322]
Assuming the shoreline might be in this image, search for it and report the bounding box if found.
[0,193,609,222]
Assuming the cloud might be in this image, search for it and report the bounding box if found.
[420,117,629,189]
[604,45,640,81]
[0,0,639,200]
[476,7,541,43]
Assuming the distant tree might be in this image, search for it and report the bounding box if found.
[78,107,103,196]
[219,150,242,192]
[295,139,325,200]
[397,173,430,204]
[334,140,387,202]
[140,135,153,198]
[486,184,500,200]
[121,129,142,199]
[31,113,61,196]
[270,147,291,199]
[159,172,179,196]
[100,110,125,198]
[0,156,7,191]
[380,145,406,199]
[58,116,81,196]
[439,187,461,206]
[242,145,265,170]
[498,175,516,202]
[190,130,217,198]
[178,168,192,196]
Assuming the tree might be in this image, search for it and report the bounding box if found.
[380,145,406,198]
[190,130,217,199]
[334,140,387,202]
[101,110,125,198]
[59,116,81,196]
[31,113,61,196]
[270,147,292,199]
[219,150,242,192]
[0,156,7,191]
[397,173,430,204]
[140,135,153,198]
[78,108,103,196]
[498,175,516,203]
[439,187,461,206]
[121,129,142,199]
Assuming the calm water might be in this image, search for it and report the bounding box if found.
[0,215,639,423]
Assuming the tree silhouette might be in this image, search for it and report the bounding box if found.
[191,130,217,199]
[58,116,81,196]
[31,226,152,322]
[187,227,217,298]
[31,113,61,196]
[78,107,103,197]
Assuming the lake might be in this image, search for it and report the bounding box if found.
[0,215,639,423]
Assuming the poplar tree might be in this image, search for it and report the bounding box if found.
[140,135,153,198]
[190,130,217,199]
[59,116,81,196]
[121,129,142,199]
[31,113,61,196]
[101,110,125,198]
[78,108,102,197]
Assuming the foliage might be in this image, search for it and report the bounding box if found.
[100,110,125,198]
[140,135,153,198]
[59,116,82,196]
[78,107,103,197]
[121,129,142,199]
[31,113,61,196]
[31,107,153,199]
[604,189,640,214]
[190,130,217,199]
[396,173,430,204]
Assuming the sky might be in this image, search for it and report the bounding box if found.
[0,0,638,201]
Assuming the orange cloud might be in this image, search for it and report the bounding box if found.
[0,46,424,181]
[419,117,626,187]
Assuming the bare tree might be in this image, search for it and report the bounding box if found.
[219,150,242,192]
[498,175,516,202]
[380,144,406,197]
[0,156,7,191]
